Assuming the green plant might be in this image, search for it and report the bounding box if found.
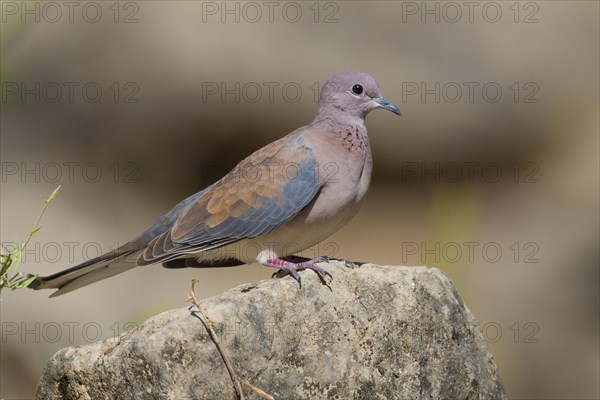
[0,186,60,294]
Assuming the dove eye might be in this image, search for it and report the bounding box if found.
[352,84,363,95]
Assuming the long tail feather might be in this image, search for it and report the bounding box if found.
[28,247,141,297]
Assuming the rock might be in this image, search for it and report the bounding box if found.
[34,264,507,399]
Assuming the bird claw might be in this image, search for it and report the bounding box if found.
[264,256,333,287]
[289,269,302,286]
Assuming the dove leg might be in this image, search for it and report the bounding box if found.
[263,256,332,286]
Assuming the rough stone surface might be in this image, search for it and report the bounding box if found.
[35,264,507,399]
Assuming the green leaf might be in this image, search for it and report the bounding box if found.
[6,246,22,277]
[0,253,13,276]
[10,274,38,290]
[0,186,60,293]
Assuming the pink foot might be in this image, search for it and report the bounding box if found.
[263,256,332,287]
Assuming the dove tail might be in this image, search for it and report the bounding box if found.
[28,248,141,297]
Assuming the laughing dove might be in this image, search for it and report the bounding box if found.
[29,71,400,297]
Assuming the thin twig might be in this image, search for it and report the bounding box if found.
[188,279,276,399]
[242,380,275,400]
[188,279,245,399]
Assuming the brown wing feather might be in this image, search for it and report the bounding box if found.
[139,131,322,265]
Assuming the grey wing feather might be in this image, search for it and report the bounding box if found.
[140,134,322,265]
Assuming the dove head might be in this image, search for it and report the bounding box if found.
[314,71,401,123]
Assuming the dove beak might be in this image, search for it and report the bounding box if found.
[374,97,402,116]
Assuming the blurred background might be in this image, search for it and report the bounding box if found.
[1,1,598,398]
